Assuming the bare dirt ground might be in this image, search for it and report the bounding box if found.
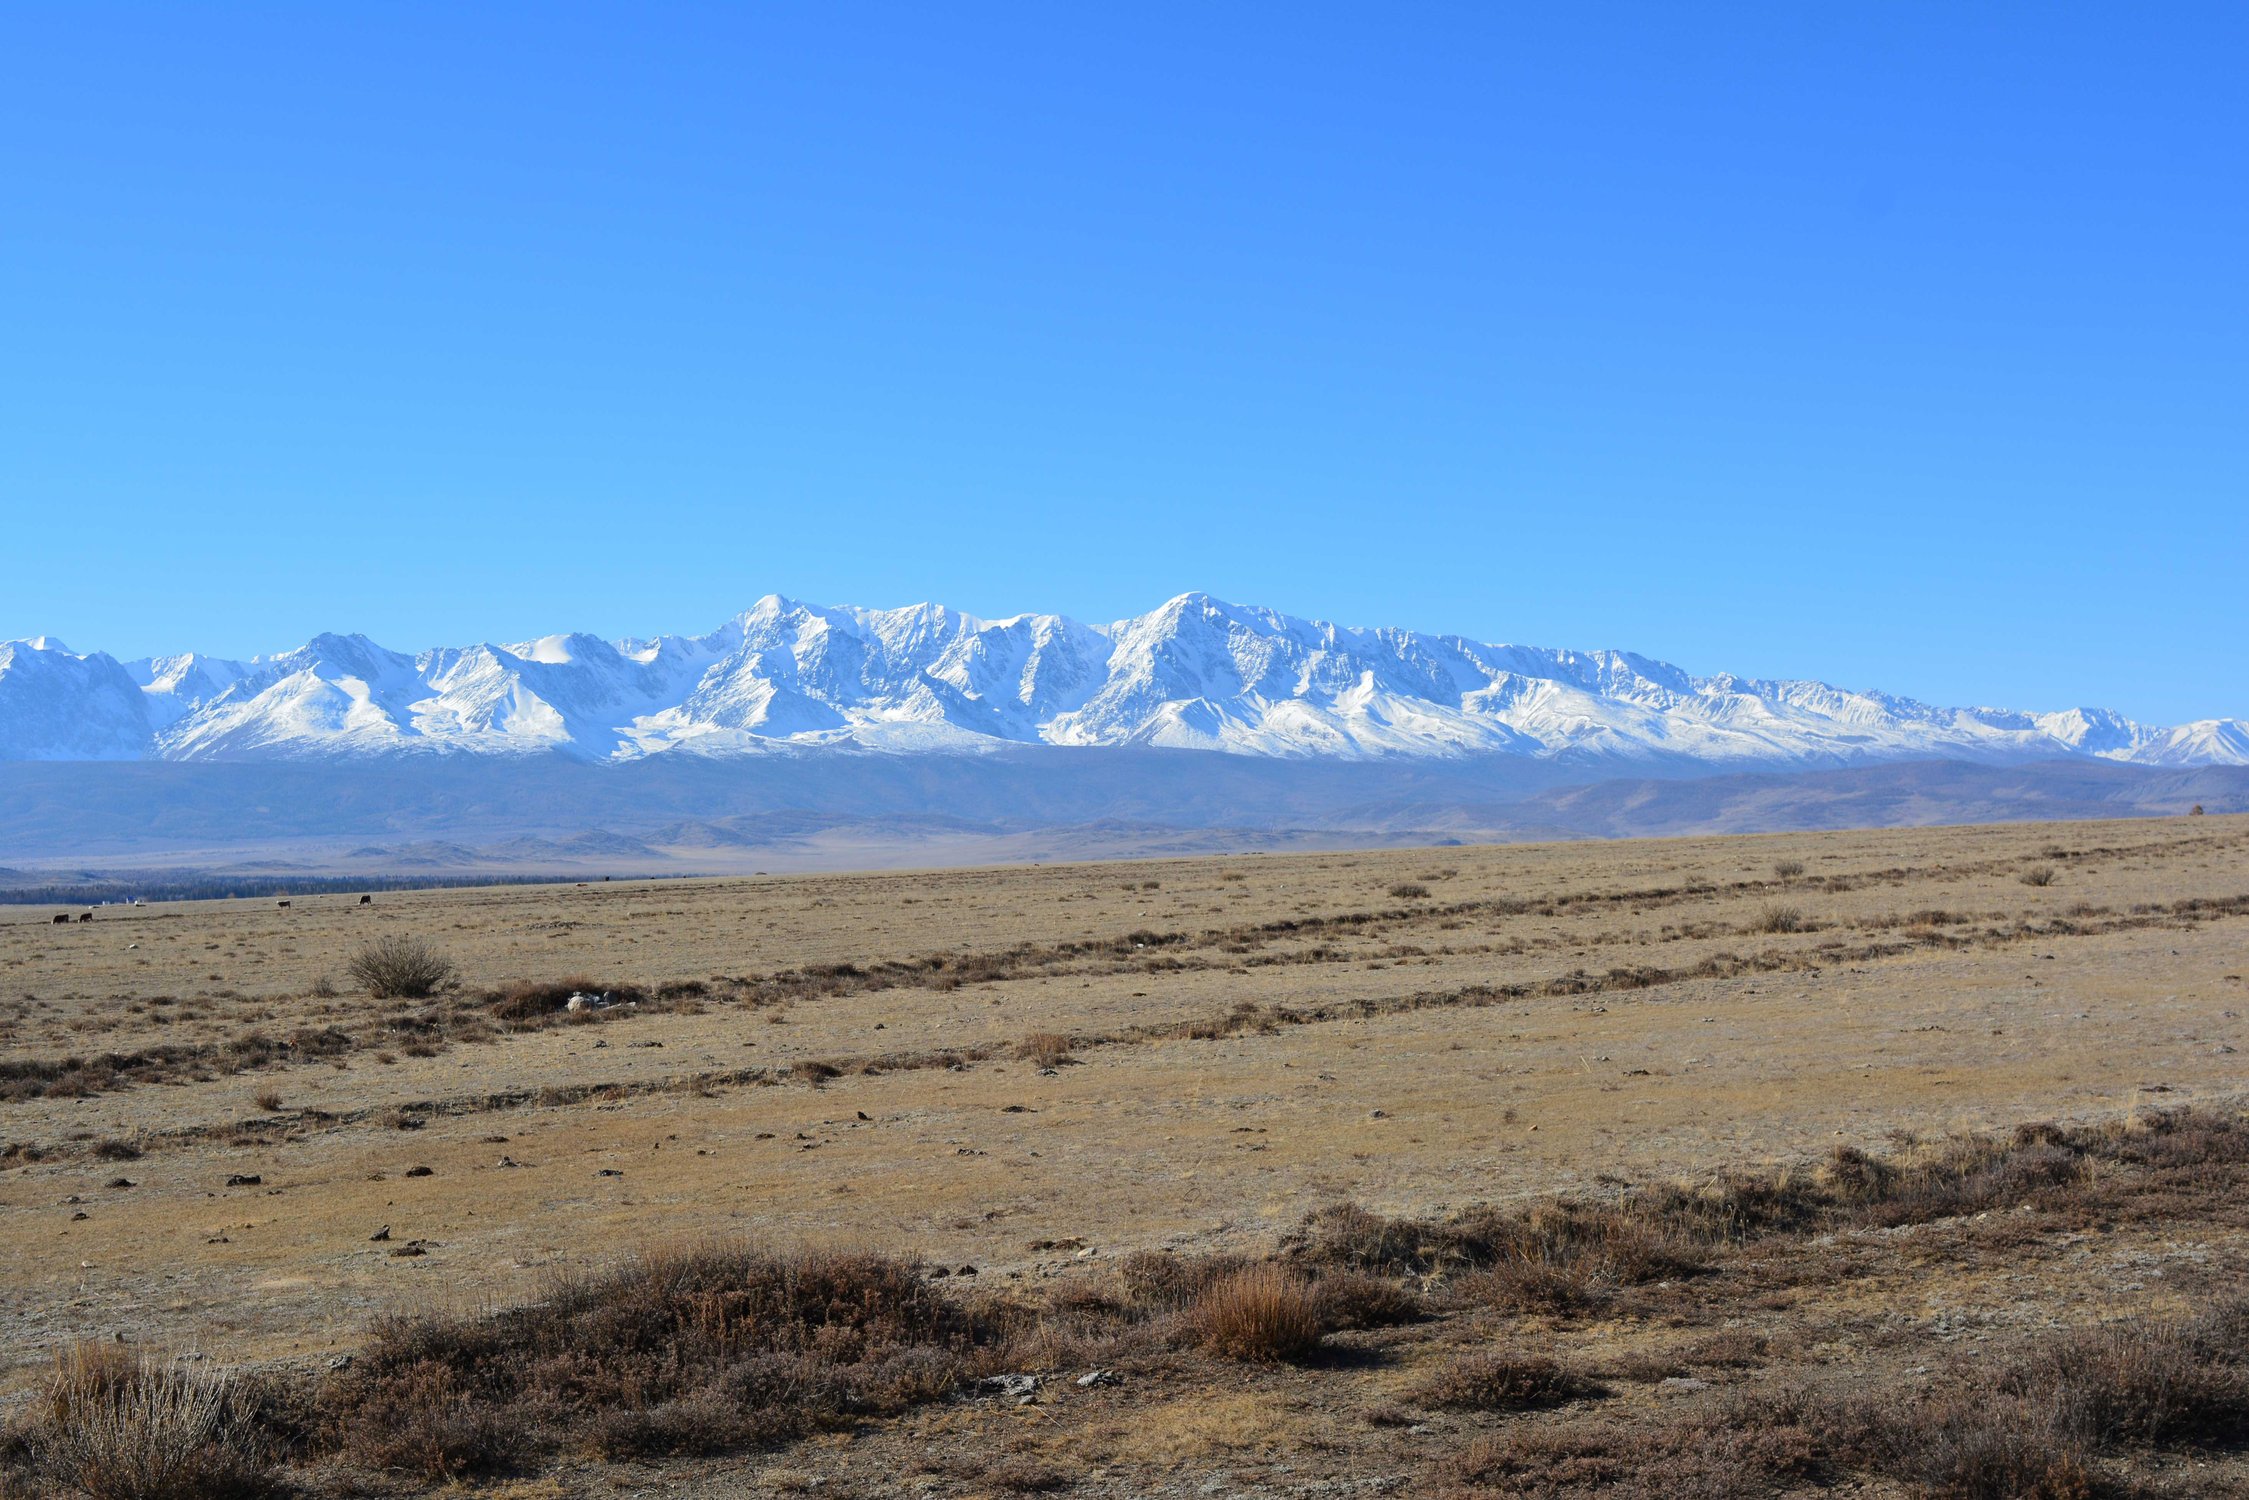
[2,814,2246,1496]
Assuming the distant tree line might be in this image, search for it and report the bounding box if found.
[0,871,672,906]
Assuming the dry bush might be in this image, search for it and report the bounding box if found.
[1680,1329,1769,1368]
[1675,1300,2249,1497]
[251,1090,282,1113]
[1116,1251,1253,1313]
[1413,1350,1603,1411]
[1441,1427,1617,1490]
[1312,1271,1423,1330]
[1288,1110,2249,1309]
[1756,904,1806,934]
[1859,1391,2094,1500]
[345,936,455,999]
[326,1361,526,1480]
[2020,865,2058,887]
[982,1456,1074,1493]
[1284,1202,1426,1272]
[485,977,650,1024]
[323,1245,1003,1478]
[19,1341,277,1500]
[1771,859,1806,879]
[1015,1032,1074,1068]
[486,976,592,1022]
[1187,1264,1328,1363]
[91,1139,143,1162]
[1996,1303,2249,1448]
[1388,882,1431,899]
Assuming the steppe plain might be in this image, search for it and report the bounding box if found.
[3,814,2247,1496]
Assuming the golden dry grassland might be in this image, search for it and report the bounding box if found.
[2,815,2246,1496]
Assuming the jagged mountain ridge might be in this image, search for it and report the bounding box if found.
[2,593,2243,766]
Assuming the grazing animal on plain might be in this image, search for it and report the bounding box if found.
[359,894,372,905]
[52,913,70,925]
[77,912,93,923]
[277,900,291,909]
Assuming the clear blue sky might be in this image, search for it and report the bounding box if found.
[3,4,2242,723]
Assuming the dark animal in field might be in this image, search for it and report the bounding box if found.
[359,894,372,905]
[277,900,291,909]
[52,913,70,925]
[77,912,93,923]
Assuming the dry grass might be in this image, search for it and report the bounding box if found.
[1185,1263,1328,1363]
[1014,1031,1074,1068]
[9,1342,277,1500]
[5,817,2249,1492]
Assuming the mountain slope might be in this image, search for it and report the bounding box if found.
[0,593,2241,768]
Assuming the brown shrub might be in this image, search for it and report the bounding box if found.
[1286,1202,1423,1272]
[332,1360,525,1480]
[2019,865,2058,887]
[1771,859,1806,879]
[487,977,593,1022]
[1116,1251,1253,1312]
[1312,1271,1423,1330]
[1388,882,1431,899]
[323,1245,999,1476]
[1187,1264,1327,1363]
[1864,1391,2094,1500]
[984,1456,1074,1493]
[1440,1427,1627,1490]
[345,936,455,999]
[1997,1306,2249,1448]
[1680,1329,1769,1368]
[1756,904,1805,934]
[91,1138,143,1162]
[1413,1350,1603,1411]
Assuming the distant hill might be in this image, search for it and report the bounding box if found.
[0,751,2240,880]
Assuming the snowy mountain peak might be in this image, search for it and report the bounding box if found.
[0,597,2240,769]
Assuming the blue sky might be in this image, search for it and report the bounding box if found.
[3,3,2242,723]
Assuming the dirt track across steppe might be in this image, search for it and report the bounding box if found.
[3,815,2248,1496]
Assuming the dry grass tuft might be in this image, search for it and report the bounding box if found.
[1186,1264,1328,1363]
[1771,859,1806,879]
[1015,1031,1075,1068]
[1756,903,1806,934]
[2020,864,2058,887]
[15,1341,278,1500]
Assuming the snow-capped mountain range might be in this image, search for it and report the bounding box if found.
[2,593,2243,767]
